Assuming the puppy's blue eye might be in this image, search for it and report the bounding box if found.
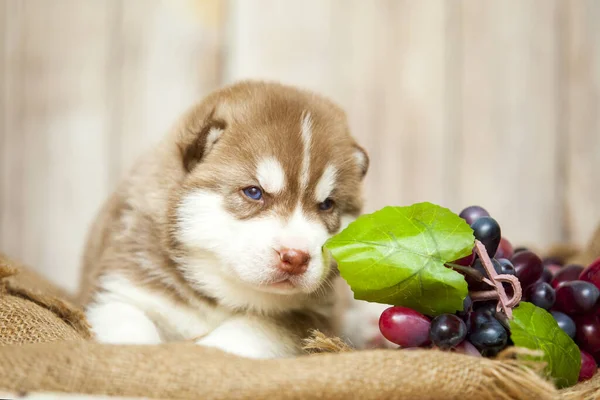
[243,186,263,200]
[318,198,334,211]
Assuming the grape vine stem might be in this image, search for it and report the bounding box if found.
[468,240,522,319]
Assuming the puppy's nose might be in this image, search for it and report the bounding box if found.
[277,248,310,275]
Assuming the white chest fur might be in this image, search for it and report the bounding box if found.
[86,274,230,344]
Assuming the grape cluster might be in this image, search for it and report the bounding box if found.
[378,205,600,382]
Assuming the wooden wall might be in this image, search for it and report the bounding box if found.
[1,0,599,293]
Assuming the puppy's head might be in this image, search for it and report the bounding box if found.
[169,81,368,304]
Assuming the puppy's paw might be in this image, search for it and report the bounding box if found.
[341,299,396,349]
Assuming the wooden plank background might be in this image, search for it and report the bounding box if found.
[1,0,599,293]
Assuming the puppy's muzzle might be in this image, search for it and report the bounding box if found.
[276,248,310,275]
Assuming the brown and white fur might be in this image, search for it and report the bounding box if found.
[78,81,390,358]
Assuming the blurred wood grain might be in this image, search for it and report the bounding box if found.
[0,0,225,292]
[0,0,599,291]
[226,0,458,210]
[0,0,117,292]
[459,0,563,246]
[563,0,600,247]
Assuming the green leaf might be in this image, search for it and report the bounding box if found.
[510,302,581,389]
[324,202,473,315]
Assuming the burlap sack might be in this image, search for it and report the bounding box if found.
[546,223,600,267]
[0,339,564,400]
[0,240,599,399]
[0,253,91,345]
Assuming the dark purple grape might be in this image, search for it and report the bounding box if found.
[379,307,431,348]
[537,267,553,284]
[462,314,472,333]
[429,314,467,349]
[468,308,512,336]
[469,310,495,328]
[579,257,600,291]
[473,301,498,317]
[462,295,473,313]
[525,281,556,310]
[468,317,508,356]
[496,258,516,276]
[459,206,490,225]
[471,217,502,257]
[494,311,511,333]
[468,260,494,290]
[472,303,511,333]
[493,258,517,294]
[495,238,514,260]
[512,250,544,289]
[468,259,515,291]
[554,281,600,315]
[579,349,597,382]
[551,264,585,289]
[551,311,576,339]
[457,296,473,327]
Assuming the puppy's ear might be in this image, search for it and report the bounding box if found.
[178,107,227,173]
[353,145,369,179]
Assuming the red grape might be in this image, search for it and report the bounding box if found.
[512,250,543,289]
[495,238,514,260]
[546,264,562,276]
[429,314,467,349]
[471,217,502,257]
[575,314,600,355]
[379,307,431,348]
[454,340,482,357]
[452,251,475,267]
[513,247,529,255]
[525,282,556,310]
[554,281,600,315]
[551,264,585,289]
[579,349,597,382]
[459,206,490,225]
[543,256,564,267]
[579,257,600,291]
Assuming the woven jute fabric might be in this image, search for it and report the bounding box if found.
[1,232,600,399]
[0,340,562,400]
[546,223,600,267]
[561,373,600,400]
[0,253,91,345]
[0,252,78,304]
